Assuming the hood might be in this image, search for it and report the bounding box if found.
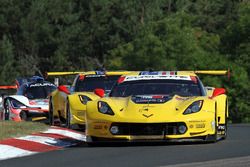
[104,95,200,122]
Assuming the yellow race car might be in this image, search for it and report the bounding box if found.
[48,71,132,129]
[85,70,229,143]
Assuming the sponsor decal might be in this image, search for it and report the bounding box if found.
[93,121,109,130]
[140,71,160,75]
[140,71,177,75]
[77,111,84,116]
[175,97,190,101]
[85,74,105,78]
[125,75,191,81]
[29,100,48,105]
[132,95,171,104]
[196,123,205,128]
[93,125,103,129]
[95,71,105,75]
[218,125,225,130]
[29,83,55,87]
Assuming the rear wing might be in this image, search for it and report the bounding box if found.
[45,72,86,86]
[46,71,85,76]
[46,71,133,76]
[0,85,17,98]
[194,70,230,80]
[180,69,230,79]
[46,71,133,86]
[193,70,229,76]
[0,85,17,89]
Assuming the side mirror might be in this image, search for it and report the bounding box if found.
[94,88,105,98]
[211,88,226,98]
[58,85,70,94]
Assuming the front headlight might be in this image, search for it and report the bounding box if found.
[79,95,92,105]
[183,100,203,115]
[98,101,114,115]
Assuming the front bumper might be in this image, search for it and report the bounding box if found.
[86,119,216,142]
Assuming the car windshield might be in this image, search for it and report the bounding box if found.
[18,82,56,99]
[110,79,203,97]
[75,75,120,93]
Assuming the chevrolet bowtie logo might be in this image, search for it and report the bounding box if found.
[142,114,153,118]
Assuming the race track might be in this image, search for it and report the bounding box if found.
[1,124,250,167]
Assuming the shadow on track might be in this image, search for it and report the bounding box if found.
[74,140,220,148]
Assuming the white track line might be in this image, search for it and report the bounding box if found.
[43,128,86,141]
[0,144,36,161]
[161,155,250,167]
[17,135,58,145]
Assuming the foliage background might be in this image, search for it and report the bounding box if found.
[0,0,249,122]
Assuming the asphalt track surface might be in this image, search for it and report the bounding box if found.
[1,124,250,167]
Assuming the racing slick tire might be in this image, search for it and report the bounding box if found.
[221,122,227,140]
[3,101,10,120]
[20,111,28,121]
[221,100,228,140]
[86,136,99,147]
[221,112,228,140]
[49,100,54,126]
[65,101,71,129]
[205,108,218,143]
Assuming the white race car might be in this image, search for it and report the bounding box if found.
[1,76,56,121]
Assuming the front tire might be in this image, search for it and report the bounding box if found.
[221,122,227,140]
[4,101,10,120]
[221,112,228,140]
[20,111,28,121]
[221,100,228,140]
[65,101,71,129]
[49,99,54,126]
[206,108,218,143]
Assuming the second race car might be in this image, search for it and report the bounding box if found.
[0,85,17,120]
[2,76,56,121]
[48,70,132,129]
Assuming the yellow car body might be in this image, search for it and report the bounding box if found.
[49,71,132,128]
[86,71,228,142]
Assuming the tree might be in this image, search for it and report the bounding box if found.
[0,35,18,84]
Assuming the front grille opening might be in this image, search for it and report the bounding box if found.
[110,122,187,136]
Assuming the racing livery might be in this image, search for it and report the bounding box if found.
[85,71,229,143]
[48,71,132,129]
[2,76,56,121]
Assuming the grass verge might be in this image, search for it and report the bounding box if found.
[0,121,49,140]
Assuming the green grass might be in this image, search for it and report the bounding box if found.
[0,121,49,140]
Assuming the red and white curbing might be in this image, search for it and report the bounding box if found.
[0,126,86,161]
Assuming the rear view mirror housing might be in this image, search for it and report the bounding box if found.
[94,88,105,98]
[58,85,70,94]
[211,88,226,98]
